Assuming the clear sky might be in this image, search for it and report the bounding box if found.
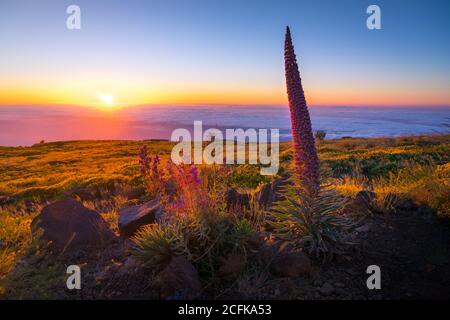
[0,0,449,107]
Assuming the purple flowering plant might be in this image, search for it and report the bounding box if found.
[139,146,229,218]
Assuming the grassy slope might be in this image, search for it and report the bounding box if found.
[0,134,449,296]
[1,135,448,202]
[0,140,174,200]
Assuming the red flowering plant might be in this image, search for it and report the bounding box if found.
[165,163,205,216]
[284,26,320,196]
[138,145,166,199]
[133,151,260,274]
[268,27,355,261]
[138,145,230,219]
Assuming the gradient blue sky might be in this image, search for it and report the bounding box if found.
[0,0,449,106]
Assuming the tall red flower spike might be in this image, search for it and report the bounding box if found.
[284,26,320,195]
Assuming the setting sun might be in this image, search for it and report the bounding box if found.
[100,95,114,105]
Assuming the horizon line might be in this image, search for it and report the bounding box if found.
[1,103,450,109]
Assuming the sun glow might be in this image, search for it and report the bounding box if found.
[100,95,114,105]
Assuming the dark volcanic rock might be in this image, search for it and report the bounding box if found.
[154,256,202,299]
[355,223,372,233]
[254,178,285,208]
[396,198,417,211]
[271,250,312,278]
[319,282,334,296]
[416,204,435,216]
[118,200,162,237]
[218,253,247,281]
[31,198,114,250]
[225,188,250,209]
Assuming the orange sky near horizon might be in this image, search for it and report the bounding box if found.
[1,82,450,108]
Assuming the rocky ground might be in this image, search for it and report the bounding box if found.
[278,210,450,300]
[3,194,449,300]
